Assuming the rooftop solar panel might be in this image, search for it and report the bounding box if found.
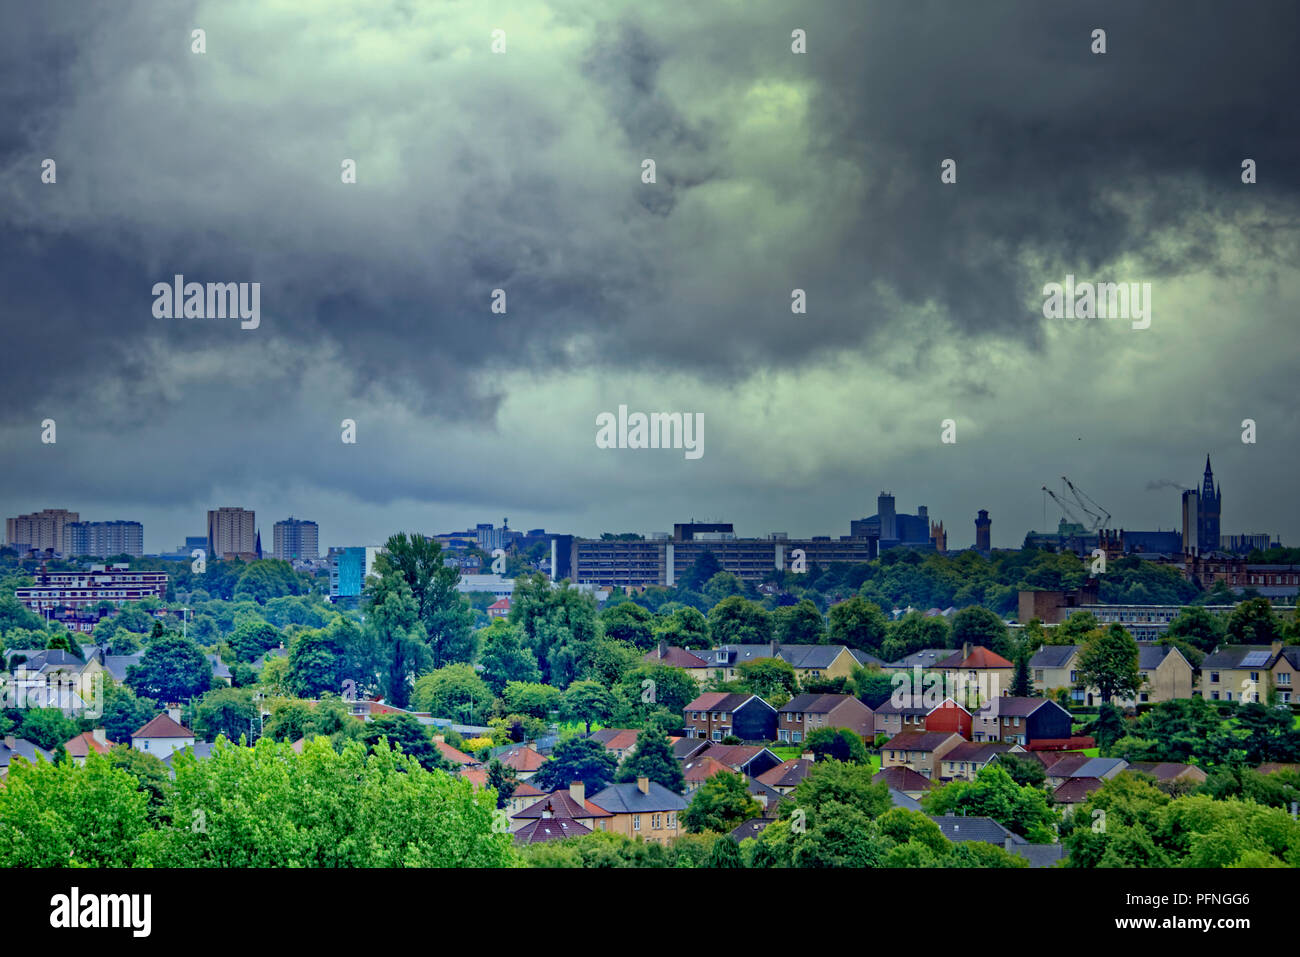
[1240,651,1271,666]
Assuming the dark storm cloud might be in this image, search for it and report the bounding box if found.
[0,1,1297,545]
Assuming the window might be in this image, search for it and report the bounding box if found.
[652,813,662,829]
[1250,671,1260,682]
[792,732,802,743]
[666,812,676,828]
[1209,672,1220,683]
[1069,670,1078,683]
[1210,691,1219,700]
[712,730,722,741]
[633,815,641,831]
[1279,673,1292,685]
[778,730,789,742]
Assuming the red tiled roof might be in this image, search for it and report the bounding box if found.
[513,817,592,844]
[683,755,734,783]
[873,766,934,791]
[63,731,113,758]
[435,740,479,766]
[1053,777,1103,804]
[512,790,612,820]
[498,745,549,772]
[488,598,511,611]
[756,759,813,789]
[949,646,1014,669]
[461,767,488,788]
[132,713,194,739]
[644,646,710,669]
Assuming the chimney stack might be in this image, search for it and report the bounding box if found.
[569,779,585,805]
[770,638,779,659]
[92,728,108,746]
[637,775,650,795]
[167,706,182,724]
[3,735,14,750]
[962,642,971,660]
[1271,640,1284,656]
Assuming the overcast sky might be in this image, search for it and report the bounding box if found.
[2,0,1297,553]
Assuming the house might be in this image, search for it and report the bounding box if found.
[588,777,688,845]
[487,597,511,620]
[0,735,52,781]
[1125,762,1208,786]
[1031,642,1195,705]
[937,644,1015,703]
[871,698,932,738]
[880,731,963,780]
[881,648,951,673]
[511,781,614,833]
[63,729,113,765]
[1046,756,1128,789]
[672,737,711,762]
[589,728,642,763]
[513,816,591,845]
[1010,844,1065,868]
[755,758,814,796]
[683,692,778,743]
[643,643,712,685]
[682,755,735,793]
[730,818,772,843]
[924,697,973,740]
[131,711,196,759]
[930,814,1027,850]
[1052,777,1104,814]
[939,741,1020,781]
[161,742,217,777]
[690,743,783,779]
[433,737,479,768]
[497,744,549,780]
[206,653,232,686]
[887,789,923,812]
[1200,642,1299,703]
[873,765,935,799]
[971,697,1072,746]
[776,693,873,744]
[706,642,879,684]
[746,776,788,818]
[5,649,103,716]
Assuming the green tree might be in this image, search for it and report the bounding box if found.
[922,765,1058,841]
[502,681,562,720]
[192,687,258,743]
[1165,605,1225,654]
[476,621,541,694]
[683,771,761,833]
[679,551,723,593]
[126,634,214,702]
[1226,597,1284,645]
[560,680,616,734]
[485,758,518,809]
[950,606,1010,657]
[707,596,772,646]
[616,728,685,793]
[359,713,445,772]
[773,600,825,644]
[373,532,475,667]
[804,727,868,764]
[600,601,656,650]
[532,736,618,793]
[19,708,79,752]
[227,620,284,663]
[411,664,494,725]
[1078,624,1142,704]
[654,605,710,649]
[705,832,745,867]
[828,597,888,653]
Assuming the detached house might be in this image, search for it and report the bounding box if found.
[1030,642,1194,705]
[755,757,814,796]
[707,642,880,684]
[684,693,778,743]
[1201,641,1300,704]
[776,693,873,744]
[131,711,196,760]
[880,731,963,780]
[588,777,688,845]
[971,697,1071,746]
[643,643,713,685]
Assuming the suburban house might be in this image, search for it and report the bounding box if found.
[871,698,931,738]
[487,597,511,620]
[924,698,974,739]
[873,765,935,799]
[1045,756,1128,789]
[588,777,688,845]
[881,648,951,673]
[642,644,713,685]
[1030,642,1194,705]
[682,755,734,793]
[589,728,642,763]
[706,642,880,684]
[1052,777,1104,814]
[433,737,479,768]
[755,757,814,796]
[513,815,591,845]
[0,735,52,781]
[690,743,783,778]
[510,781,614,833]
[931,814,1062,867]
[62,729,113,765]
[880,731,963,780]
[938,644,1015,703]
[939,741,1020,781]
[131,711,195,759]
[1125,762,1209,786]
[971,697,1072,746]
[496,744,550,780]
[683,692,778,743]
[746,776,788,817]
[776,693,873,744]
[1200,642,1300,703]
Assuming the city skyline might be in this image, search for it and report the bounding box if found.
[3,4,1297,562]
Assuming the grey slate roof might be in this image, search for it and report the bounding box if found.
[888,789,922,812]
[884,648,951,669]
[930,815,1026,845]
[730,818,771,842]
[1201,645,1277,669]
[1010,843,1065,868]
[589,780,688,814]
[0,737,54,768]
[102,653,144,684]
[1071,757,1127,779]
[1028,645,1079,668]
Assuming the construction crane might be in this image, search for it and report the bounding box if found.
[1041,476,1111,532]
